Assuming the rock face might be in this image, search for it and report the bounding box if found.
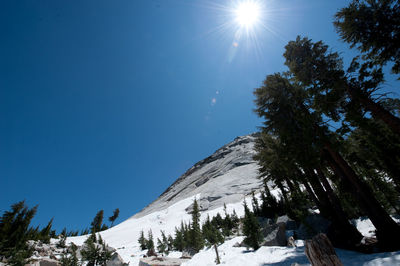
[131,134,263,219]
[106,252,128,266]
[139,257,190,266]
[262,223,287,247]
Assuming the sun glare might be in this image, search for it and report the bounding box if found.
[235,1,261,28]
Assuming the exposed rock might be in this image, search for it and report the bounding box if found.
[287,236,297,247]
[106,252,128,266]
[276,215,297,230]
[262,223,287,246]
[181,248,196,258]
[27,258,60,266]
[132,134,264,219]
[185,198,210,213]
[139,256,190,266]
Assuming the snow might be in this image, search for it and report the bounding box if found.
[184,237,400,266]
[64,134,400,265]
[66,193,400,266]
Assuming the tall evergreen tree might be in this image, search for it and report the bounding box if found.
[90,210,104,234]
[334,0,400,74]
[189,199,204,252]
[146,230,154,252]
[242,201,262,250]
[0,201,37,263]
[138,230,147,250]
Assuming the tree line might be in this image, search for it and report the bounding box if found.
[0,200,120,264]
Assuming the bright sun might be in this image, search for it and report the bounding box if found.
[235,1,261,28]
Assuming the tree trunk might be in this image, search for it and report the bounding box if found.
[214,244,220,264]
[305,233,343,266]
[316,168,363,248]
[349,88,400,136]
[324,145,400,250]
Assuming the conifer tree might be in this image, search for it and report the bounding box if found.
[108,208,120,227]
[90,210,104,234]
[146,230,154,252]
[167,235,174,252]
[173,224,184,251]
[242,201,262,250]
[39,218,53,244]
[189,199,204,252]
[0,200,37,263]
[138,230,147,250]
[202,215,223,247]
[251,192,260,217]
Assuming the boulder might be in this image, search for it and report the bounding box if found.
[139,257,190,266]
[276,215,297,230]
[262,222,287,247]
[27,258,60,266]
[106,252,128,266]
[181,248,196,259]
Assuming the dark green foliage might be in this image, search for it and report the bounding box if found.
[57,233,67,248]
[173,224,185,251]
[80,228,90,236]
[251,192,260,217]
[146,230,154,251]
[202,216,223,247]
[38,218,53,244]
[138,230,147,250]
[211,213,224,229]
[167,234,174,251]
[0,201,37,263]
[60,243,79,266]
[242,201,262,250]
[156,231,169,255]
[81,234,112,266]
[90,210,104,234]
[100,224,109,231]
[334,0,400,74]
[189,199,204,252]
[108,208,120,227]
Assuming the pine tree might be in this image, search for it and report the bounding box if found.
[39,218,53,244]
[189,199,204,252]
[251,192,260,217]
[146,230,154,252]
[202,215,223,247]
[81,234,112,266]
[173,225,184,251]
[60,242,79,266]
[334,0,400,74]
[108,208,120,227]
[167,234,174,252]
[0,200,37,263]
[90,210,104,234]
[138,230,147,250]
[242,201,262,250]
[157,231,169,255]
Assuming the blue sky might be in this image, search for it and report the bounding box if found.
[1,0,395,232]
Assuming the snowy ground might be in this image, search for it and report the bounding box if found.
[184,237,400,266]
[66,193,400,266]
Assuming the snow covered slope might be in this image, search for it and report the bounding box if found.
[132,133,263,219]
[66,133,400,265]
